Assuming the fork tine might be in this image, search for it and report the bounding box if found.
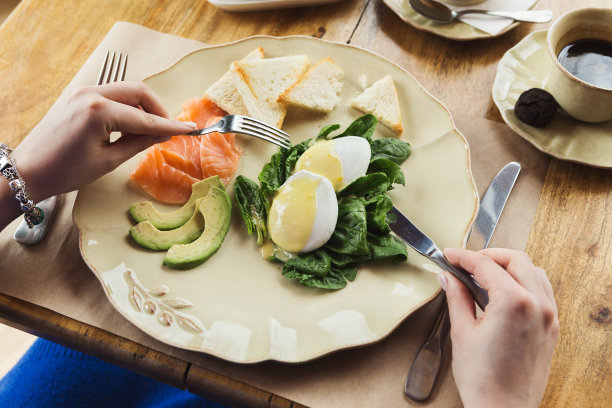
[238,123,291,148]
[111,53,123,83]
[104,52,116,84]
[240,116,291,141]
[97,52,128,86]
[119,54,128,81]
[238,125,291,149]
[96,51,110,85]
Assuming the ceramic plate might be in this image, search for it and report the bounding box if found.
[208,0,342,12]
[382,0,530,41]
[73,36,478,363]
[492,31,612,168]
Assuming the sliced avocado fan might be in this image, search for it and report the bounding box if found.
[129,197,206,251]
[163,187,232,270]
[129,176,224,230]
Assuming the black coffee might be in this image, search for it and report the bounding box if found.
[557,38,612,90]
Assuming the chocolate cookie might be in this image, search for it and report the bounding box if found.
[514,88,559,128]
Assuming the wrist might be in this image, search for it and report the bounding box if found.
[0,168,23,231]
[0,143,45,229]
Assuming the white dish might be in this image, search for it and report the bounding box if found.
[492,31,612,168]
[209,0,343,12]
[382,0,537,40]
[73,35,478,363]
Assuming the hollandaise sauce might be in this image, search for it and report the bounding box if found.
[268,176,320,253]
[295,141,344,191]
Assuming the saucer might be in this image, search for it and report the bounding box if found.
[382,0,526,40]
[492,31,612,168]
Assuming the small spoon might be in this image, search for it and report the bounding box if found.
[409,0,553,24]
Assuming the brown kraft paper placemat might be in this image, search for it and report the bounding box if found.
[0,22,550,407]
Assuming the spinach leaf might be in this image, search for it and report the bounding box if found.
[282,249,331,278]
[370,138,411,164]
[316,124,341,141]
[337,172,391,202]
[342,266,358,282]
[333,114,378,142]
[367,233,408,263]
[366,194,393,234]
[258,139,311,198]
[282,250,348,290]
[326,248,370,268]
[234,176,268,245]
[325,198,369,256]
[368,158,405,187]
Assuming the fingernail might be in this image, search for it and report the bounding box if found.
[437,272,448,291]
[180,121,197,129]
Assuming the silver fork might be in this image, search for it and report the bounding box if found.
[14,51,128,245]
[186,115,291,149]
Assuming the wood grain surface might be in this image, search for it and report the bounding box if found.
[0,1,610,407]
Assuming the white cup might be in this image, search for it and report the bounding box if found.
[546,8,612,123]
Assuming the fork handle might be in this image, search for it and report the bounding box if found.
[404,299,450,402]
[185,119,225,136]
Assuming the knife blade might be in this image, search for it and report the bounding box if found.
[466,162,521,251]
[389,207,489,310]
[403,161,522,402]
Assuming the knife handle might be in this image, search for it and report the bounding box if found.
[430,249,489,310]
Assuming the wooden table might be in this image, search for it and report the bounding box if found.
[1,1,610,407]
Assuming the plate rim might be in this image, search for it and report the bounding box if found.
[75,34,479,363]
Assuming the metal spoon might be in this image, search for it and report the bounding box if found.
[409,0,553,24]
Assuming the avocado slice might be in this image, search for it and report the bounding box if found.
[129,198,205,251]
[163,187,232,270]
[129,176,224,230]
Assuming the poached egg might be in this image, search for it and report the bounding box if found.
[295,136,371,191]
[268,136,372,253]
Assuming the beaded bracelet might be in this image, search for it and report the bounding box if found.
[0,143,44,228]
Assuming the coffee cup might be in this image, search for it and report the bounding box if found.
[546,8,612,123]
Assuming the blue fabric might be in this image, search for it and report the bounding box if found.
[0,338,226,408]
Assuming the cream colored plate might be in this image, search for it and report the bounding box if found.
[382,0,525,41]
[73,36,478,363]
[492,31,612,168]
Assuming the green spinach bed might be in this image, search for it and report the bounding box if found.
[234,114,412,290]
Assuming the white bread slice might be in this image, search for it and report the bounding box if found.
[204,47,264,115]
[278,57,344,113]
[234,55,310,128]
[234,77,287,129]
[350,75,403,135]
[235,55,310,103]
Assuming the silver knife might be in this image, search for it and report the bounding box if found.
[390,207,489,310]
[403,161,522,402]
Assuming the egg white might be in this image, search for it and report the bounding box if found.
[333,136,371,187]
[268,170,338,253]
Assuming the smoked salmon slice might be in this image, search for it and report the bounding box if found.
[200,116,241,186]
[130,145,199,204]
[130,98,241,204]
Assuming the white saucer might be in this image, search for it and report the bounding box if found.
[493,30,612,168]
[382,0,527,40]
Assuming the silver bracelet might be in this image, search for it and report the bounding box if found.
[0,143,44,228]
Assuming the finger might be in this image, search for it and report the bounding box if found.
[535,266,557,313]
[105,100,196,136]
[106,133,171,166]
[444,248,516,293]
[96,81,172,118]
[443,271,477,332]
[480,248,545,297]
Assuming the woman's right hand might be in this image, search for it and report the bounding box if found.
[441,248,559,408]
